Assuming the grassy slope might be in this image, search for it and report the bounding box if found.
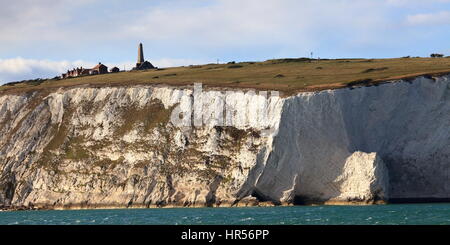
[2,57,450,96]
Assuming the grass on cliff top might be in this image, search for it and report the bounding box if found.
[2,57,450,95]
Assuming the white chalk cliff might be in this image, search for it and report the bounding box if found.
[0,75,449,209]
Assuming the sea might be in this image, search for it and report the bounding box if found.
[0,204,449,225]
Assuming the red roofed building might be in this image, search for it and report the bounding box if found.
[61,62,109,79]
[61,67,91,79]
[92,63,108,74]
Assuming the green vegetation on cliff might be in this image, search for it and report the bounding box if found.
[2,57,450,95]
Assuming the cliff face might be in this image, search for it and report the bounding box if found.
[0,75,449,209]
[254,76,449,203]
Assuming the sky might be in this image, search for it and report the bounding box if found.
[1,0,450,84]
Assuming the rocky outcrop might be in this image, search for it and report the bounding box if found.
[0,75,449,209]
[331,152,389,203]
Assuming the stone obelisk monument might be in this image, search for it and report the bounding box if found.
[133,42,155,70]
[137,43,144,66]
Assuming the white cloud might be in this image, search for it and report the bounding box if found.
[0,0,392,46]
[0,57,87,83]
[0,58,79,75]
[406,11,450,25]
[119,0,392,50]
[124,0,291,43]
[0,0,96,42]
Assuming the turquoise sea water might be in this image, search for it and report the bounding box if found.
[0,204,449,225]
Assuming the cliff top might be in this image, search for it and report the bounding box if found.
[2,57,450,95]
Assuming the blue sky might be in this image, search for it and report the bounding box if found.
[1,0,450,84]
